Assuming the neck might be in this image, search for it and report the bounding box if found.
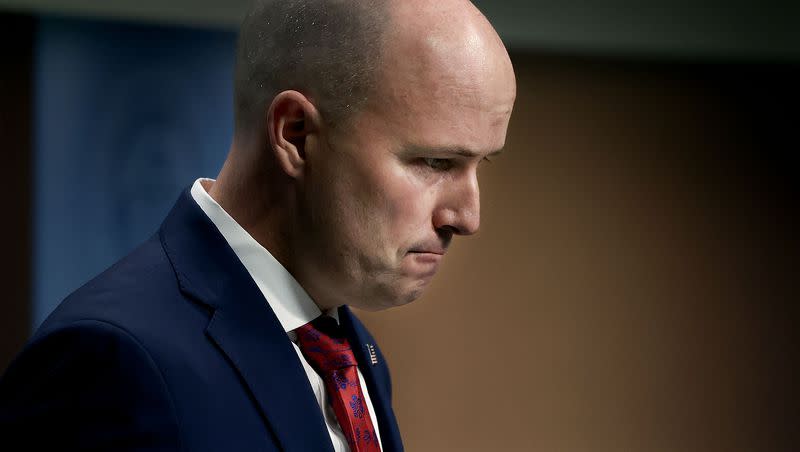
[209,140,292,276]
[209,138,345,313]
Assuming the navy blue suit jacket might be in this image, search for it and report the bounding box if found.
[0,189,403,451]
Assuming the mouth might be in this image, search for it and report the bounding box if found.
[406,249,446,271]
[404,236,451,278]
[407,242,448,255]
[408,249,445,256]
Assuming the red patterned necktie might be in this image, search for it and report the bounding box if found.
[296,316,381,452]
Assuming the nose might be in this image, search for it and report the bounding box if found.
[433,169,481,236]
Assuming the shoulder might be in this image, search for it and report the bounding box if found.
[51,234,179,322]
[0,319,182,449]
[38,233,209,351]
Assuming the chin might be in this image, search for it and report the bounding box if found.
[352,283,426,311]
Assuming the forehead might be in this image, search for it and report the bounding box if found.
[372,71,514,154]
[367,44,514,151]
[383,23,514,104]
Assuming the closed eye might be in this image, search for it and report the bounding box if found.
[422,157,454,171]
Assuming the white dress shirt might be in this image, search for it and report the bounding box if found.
[191,178,383,452]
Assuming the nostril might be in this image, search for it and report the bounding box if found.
[435,227,455,244]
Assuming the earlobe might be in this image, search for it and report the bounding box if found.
[266,91,321,179]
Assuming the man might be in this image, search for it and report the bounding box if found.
[0,0,515,450]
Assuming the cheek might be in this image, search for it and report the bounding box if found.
[324,155,435,253]
[378,167,436,239]
[388,185,426,226]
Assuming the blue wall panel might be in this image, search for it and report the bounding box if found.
[34,17,236,328]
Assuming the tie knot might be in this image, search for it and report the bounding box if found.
[296,316,358,374]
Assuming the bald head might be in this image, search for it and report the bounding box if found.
[233,0,514,138]
[373,0,516,123]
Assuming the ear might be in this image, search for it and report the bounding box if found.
[266,90,322,179]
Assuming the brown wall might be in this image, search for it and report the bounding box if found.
[355,54,798,451]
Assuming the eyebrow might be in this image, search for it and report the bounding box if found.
[408,146,504,158]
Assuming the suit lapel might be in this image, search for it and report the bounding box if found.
[160,189,334,452]
[205,306,333,451]
[340,307,404,452]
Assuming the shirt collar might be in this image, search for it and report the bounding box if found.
[190,178,338,334]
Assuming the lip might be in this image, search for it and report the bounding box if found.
[407,251,445,265]
[408,249,446,256]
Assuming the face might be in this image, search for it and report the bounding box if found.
[295,21,516,311]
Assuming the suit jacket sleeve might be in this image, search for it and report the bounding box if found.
[0,319,181,451]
